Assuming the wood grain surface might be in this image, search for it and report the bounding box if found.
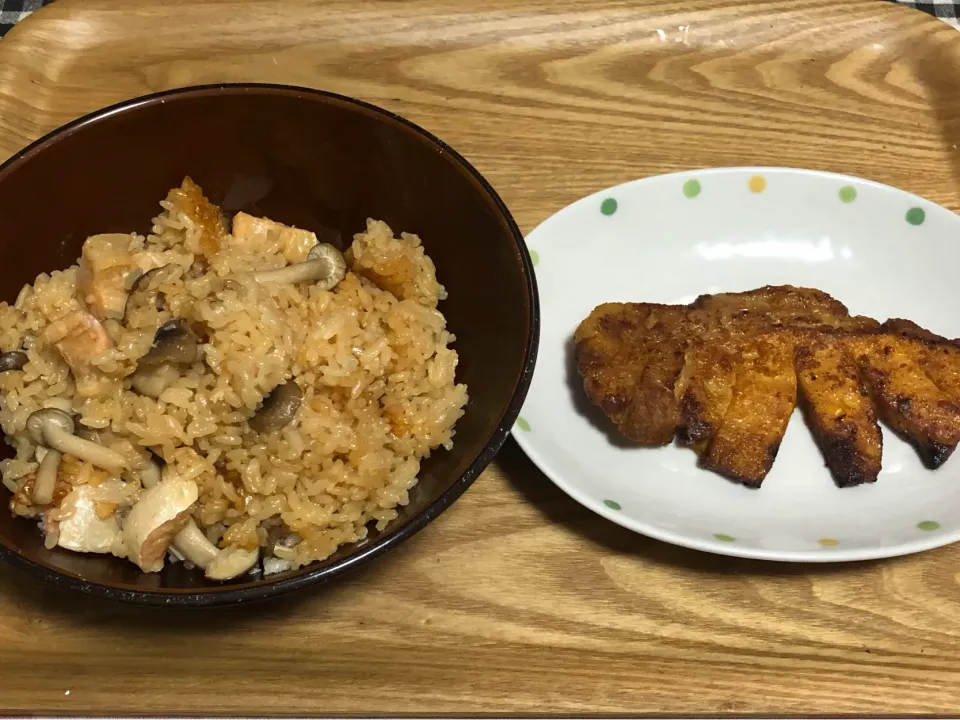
[2,0,960,715]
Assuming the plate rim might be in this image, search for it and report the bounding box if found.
[514,165,960,564]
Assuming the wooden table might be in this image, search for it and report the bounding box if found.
[2,0,960,714]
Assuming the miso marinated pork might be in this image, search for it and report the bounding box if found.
[574,285,960,488]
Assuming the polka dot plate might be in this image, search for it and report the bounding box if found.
[512,167,960,562]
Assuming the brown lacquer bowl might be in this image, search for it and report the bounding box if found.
[0,84,538,606]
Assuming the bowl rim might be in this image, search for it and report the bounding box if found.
[0,82,540,607]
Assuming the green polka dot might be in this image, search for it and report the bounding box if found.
[603,499,621,510]
[515,417,530,432]
[713,533,735,542]
[839,186,857,203]
[918,520,940,531]
[683,179,701,198]
[906,207,926,226]
[529,250,539,267]
[600,198,618,216]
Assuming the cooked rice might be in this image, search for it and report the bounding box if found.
[0,178,467,575]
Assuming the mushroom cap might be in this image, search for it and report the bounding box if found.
[123,264,179,326]
[131,362,181,398]
[206,546,260,581]
[0,351,28,373]
[26,408,75,446]
[140,319,201,367]
[249,379,303,434]
[307,243,347,290]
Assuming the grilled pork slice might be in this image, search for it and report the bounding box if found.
[881,319,960,400]
[674,337,738,448]
[882,318,956,345]
[574,302,689,445]
[846,333,960,468]
[794,336,882,487]
[700,332,797,487]
[692,285,853,328]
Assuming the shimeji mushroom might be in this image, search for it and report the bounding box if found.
[119,477,259,580]
[0,351,27,373]
[26,409,128,505]
[120,476,199,573]
[171,519,259,581]
[251,244,346,290]
[130,319,202,398]
[249,379,303,434]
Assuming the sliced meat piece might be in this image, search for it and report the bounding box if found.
[674,335,738,447]
[846,333,960,468]
[880,319,960,398]
[629,344,686,445]
[701,333,797,487]
[574,302,687,445]
[794,336,882,487]
[882,318,954,345]
[692,285,852,327]
[916,342,960,400]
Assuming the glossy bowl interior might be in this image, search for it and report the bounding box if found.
[0,84,538,606]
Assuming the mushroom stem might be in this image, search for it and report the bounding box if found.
[171,519,260,580]
[172,519,221,569]
[32,448,61,505]
[253,261,329,284]
[27,408,128,474]
[43,425,127,473]
[138,458,162,489]
[251,243,346,290]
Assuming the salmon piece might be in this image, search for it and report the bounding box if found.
[701,333,797,487]
[794,336,882,487]
[76,233,137,320]
[847,333,960,468]
[43,309,112,370]
[232,212,318,263]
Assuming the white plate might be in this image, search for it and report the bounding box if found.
[513,167,960,562]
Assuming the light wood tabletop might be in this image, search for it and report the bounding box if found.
[3,0,960,714]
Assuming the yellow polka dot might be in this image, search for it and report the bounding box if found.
[818,538,839,547]
[748,175,767,193]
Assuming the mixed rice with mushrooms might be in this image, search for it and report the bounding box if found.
[0,178,468,580]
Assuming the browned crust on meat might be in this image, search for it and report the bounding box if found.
[794,337,882,487]
[574,303,688,445]
[675,337,738,446]
[846,333,960,469]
